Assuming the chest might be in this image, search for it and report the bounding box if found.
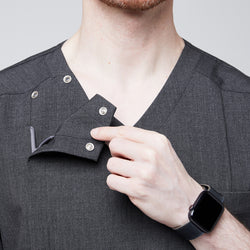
[0,76,249,249]
[73,72,171,127]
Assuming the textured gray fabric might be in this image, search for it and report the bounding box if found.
[0,37,249,250]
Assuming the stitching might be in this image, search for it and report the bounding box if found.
[195,68,234,192]
[0,76,58,97]
[219,85,233,192]
[196,69,250,94]
[0,41,66,97]
[163,54,203,123]
[186,41,249,78]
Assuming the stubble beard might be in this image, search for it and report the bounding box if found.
[99,0,167,11]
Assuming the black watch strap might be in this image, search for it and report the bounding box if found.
[207,184,224,203]
[174,219,204,240]
[173,184,224,241]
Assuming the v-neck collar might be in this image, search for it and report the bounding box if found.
[45,37,201,128]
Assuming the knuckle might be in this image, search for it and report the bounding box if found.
[158,133,169,147]
[155,132,169,146]
[145,148,158,163]
[134,183,147,198]
[117,126,126,137]
[109,137,121,149]
[141,166,156,183]
[165,137,172,147]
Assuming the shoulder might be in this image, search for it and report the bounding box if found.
[185,40,250,94]
[0,41,63,96]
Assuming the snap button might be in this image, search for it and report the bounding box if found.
[85,142,95,151]
[31,91,38,99]
[99,106,107,115]
[63,75,72,83]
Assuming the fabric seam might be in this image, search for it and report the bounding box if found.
[196,69,250,94]
[218,84,233,192]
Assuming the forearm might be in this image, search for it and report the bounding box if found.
[189,208,250,249]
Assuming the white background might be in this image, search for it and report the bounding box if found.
[0,0,249,76]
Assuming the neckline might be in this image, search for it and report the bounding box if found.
[52,37,196,128]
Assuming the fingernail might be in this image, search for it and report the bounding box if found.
[90,128,99,137]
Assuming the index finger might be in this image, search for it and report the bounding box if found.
[90,125,165,147]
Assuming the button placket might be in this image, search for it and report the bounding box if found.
[84,106,108,152]
[28,94,117,162]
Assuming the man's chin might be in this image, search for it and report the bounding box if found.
[99,0,166,11]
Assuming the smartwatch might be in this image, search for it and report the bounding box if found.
[173,184,224,240]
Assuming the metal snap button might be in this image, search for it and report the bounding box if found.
[85,142,95,151]
[99,106,107,115]
[63,75,72,83]
[31,91,38,99]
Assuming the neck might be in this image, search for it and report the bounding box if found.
[62,0,184,87]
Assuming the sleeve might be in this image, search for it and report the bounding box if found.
[220,73,250,230]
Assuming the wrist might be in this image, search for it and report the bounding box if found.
[173,183,225,241]
[173,181,204,229]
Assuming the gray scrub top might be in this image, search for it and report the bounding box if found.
[0,38,249,250]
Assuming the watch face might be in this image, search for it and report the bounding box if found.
[189,192,224,232]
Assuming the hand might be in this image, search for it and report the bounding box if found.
[90,125,203,228]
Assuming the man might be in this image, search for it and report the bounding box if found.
[0,0,249,249]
